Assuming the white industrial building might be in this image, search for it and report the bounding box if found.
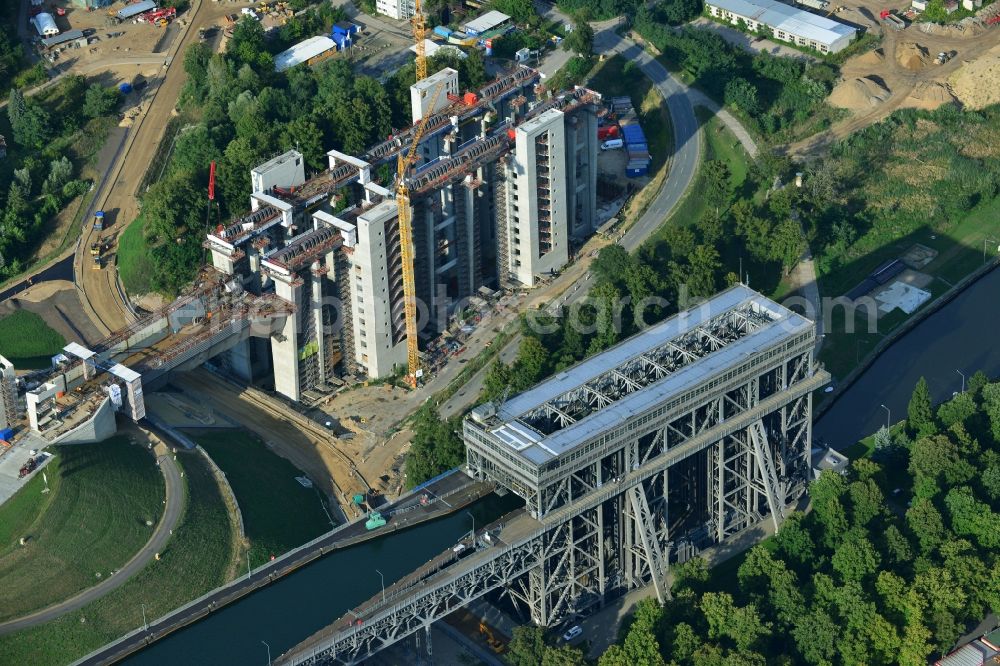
[706,0,857,53]
[462,10,512,36]
[274,35,338,72]
[375,0,414,20]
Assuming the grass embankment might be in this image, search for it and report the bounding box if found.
[0,438,163,623]
[194,429,331,566]
[646,107,750,247]
[817,116,1000,380]
[0,310,66,368]
[118,213,154,296]
[0,451,236,666]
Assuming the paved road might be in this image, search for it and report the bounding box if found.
[440,26,709,418]
[0,443,183,636]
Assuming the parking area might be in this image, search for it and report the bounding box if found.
[0,437,55,506]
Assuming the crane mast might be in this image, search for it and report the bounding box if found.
[396,82,444,386]
[413,0,427,82]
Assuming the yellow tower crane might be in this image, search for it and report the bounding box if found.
[396,82,445,387]
[412,0,428,81]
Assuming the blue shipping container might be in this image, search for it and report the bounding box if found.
[626,166,648,178]
[0,427,13,442]
[434,25,453,38]
[333,21,358,36]
[622,124,644,137]
[119,82,132,94]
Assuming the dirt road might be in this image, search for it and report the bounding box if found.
[75,1,245,333]
[786,24,1000,156]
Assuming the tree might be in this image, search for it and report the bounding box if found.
[507,626,547,666]
[702,160,732,218]
[944,486,1000,549]
[563,19,594,56]
[701,592,772,651]
[907,377,935,438]
[588,280,623,354]
[599,628,665,666]
[686,245,721,298]
[881,524,913,565]
[831,529,881,581]
[43,156,73,195]
[280,117,325,171]
[937,392,975,428]
[82,84,120,119]
[848,478,884,526]
[542,644,586,666]
[792,610,838,664]
[905,498,947,554]
[769,217,804,273]
[404,406,465,487]
[491,0,537,22]
[723,77,760,116]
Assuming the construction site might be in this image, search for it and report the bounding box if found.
[0,28,606,515]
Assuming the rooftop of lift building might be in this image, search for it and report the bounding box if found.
[468,285,816,468]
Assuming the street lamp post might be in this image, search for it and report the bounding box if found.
[375,568,385,603]
[956,369,966,393]
[262,640,271,665]
[880,404,891,429]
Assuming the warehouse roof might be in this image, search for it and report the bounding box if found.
[41,29,84,48]
[463,10,511,35]
[274,35,337,72]
[709,0,855,45]
[117,0,156,19]
[410,39,468,60]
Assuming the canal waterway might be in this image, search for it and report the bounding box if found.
[122,266,1000,665]
[124,493,521,666]
[814,265,1000,448]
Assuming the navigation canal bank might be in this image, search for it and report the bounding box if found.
[814,261,1000,448]
[76,470,494,666]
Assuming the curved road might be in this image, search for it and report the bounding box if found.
[441,25,741,418]
[0,447,184,636]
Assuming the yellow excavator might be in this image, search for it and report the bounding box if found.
[479,621,505,653]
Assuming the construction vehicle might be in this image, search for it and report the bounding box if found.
[93,210,104,231]
[365,510,386,530]
[479,622,504,653]
[395,81,445,388]
[90,242,100,256]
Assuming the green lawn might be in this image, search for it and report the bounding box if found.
[118,213,154,296]
[645,107,750,246]
[0,310,66,368]
[0,437,164,622]
[0,451,236,666]
[194,429,332,565]
[818,195,1000,380]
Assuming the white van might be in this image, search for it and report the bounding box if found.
[601,139,624,151]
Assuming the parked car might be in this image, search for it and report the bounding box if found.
[562,625,583,642]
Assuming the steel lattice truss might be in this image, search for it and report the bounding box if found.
[279,361,828,666]
[518,303,777,435]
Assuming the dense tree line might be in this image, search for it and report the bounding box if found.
[0,78,120,278]
[599,374,1000,665]
[634,7,838,138]
[139,14,488,295]
[403,404,466,487]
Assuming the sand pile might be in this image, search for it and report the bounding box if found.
[898,43,930,71]
[902,81,957,110]
[951,45,1000,109]
[829,77,892,110]
[854,48,885,68]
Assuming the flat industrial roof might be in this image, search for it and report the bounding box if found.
[117,0,155,19]
[709,0,855,44]
[41,29,84,48]
[491,286,813,465]
[463,10,511,35]
[274,35,337,72]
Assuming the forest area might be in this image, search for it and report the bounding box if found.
[569,374,1000,666]
[123,12,488,295]
[0,79,121,280]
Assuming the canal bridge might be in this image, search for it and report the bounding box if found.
[278,285,829,665]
